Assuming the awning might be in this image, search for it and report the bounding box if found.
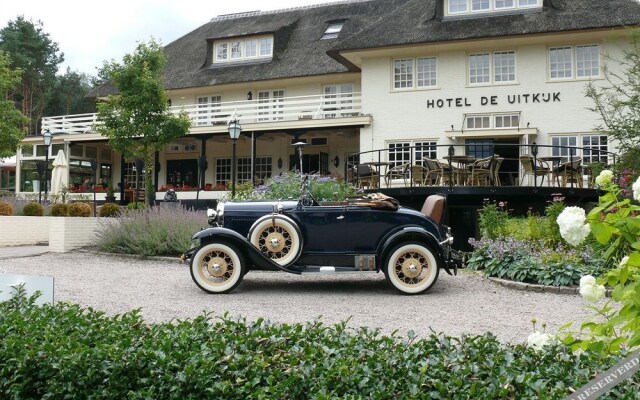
[446,127,538,140]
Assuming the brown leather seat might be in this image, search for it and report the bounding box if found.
[420,195,445,224]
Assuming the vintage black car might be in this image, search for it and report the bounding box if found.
[182,188,456,295]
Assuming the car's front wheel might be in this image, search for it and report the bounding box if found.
[190,242,245,294]
[384,242,440,295]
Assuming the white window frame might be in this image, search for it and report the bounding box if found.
[257,90,285,122]
[214,35,273,63]
[196,95,222,127]
[322,22,345,40]
[465,113,520,130]
[387,140,439,167]
[323,84,354,117]
[447,0,540,15]
[548,44,601,81]
[551,134,610,164]
[392,57,438,90]
[469,51,516,85]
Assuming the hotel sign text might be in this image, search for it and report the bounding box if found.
[426,92,561,109]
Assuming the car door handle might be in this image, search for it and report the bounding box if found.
[336,215,344,220]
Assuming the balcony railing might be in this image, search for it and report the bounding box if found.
[40,93,363,135]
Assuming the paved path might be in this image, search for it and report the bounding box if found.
[0,250,596,344]
[0,245,49,260]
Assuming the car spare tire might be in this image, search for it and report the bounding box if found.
[249,214,302,267]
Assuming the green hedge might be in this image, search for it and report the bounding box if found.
[1,294,638,399]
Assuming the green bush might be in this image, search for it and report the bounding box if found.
[67,202,91,217]
[0,201,13,216]
[99,202,120,217]
[49,203,68,217]
[477,200,509,239]
[1,292,638,399]
[236,171,357,202]
[0,190,13,198]
[126,201,146,210]
[95,206,203,256]
[22,202,44,216]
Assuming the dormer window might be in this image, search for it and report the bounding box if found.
[214,35,273,63]
[322,21,345,40]
[447,0,541,16]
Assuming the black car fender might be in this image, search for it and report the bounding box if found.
[377,226,444,272]
[191,227,302,274]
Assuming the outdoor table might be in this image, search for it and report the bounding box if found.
[443,155,477,185]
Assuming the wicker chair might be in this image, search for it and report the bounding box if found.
[519,155,551,186]
[552,158,583,188]
[384,163,410,187]
[356,164,379,189]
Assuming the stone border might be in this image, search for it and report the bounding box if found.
[487,276,613,297]
[487,277,580,295]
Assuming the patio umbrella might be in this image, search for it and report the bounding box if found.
[50,150,68,195]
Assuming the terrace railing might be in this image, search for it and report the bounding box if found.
[346,143,618,190]
[40,93,363,135]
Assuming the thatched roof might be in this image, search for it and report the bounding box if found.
[333,0,640,53]
[89,0,640,97]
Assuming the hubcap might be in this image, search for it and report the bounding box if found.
[259,227,292,259]
[207,256,228,277]
[401,257,423,279]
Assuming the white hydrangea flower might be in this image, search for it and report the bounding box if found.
[527,331,556,351]
[595,169,614,187]
[579,275,596,288]
[579,283,606,302]
[620,256,629,267]
[633,177,640,203]
[556,206,591,246]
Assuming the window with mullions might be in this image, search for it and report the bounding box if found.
[465,113,519,130]
[393,57,437,89]
[197,95,222,126]
[448,0,540,15]
[469,51,515,85]
[258,90,284,122]
[122,162,145,189]
[237,157,273,183]
[549,45,600,80]
[216,159,231,186]
[466,140,494,159]
[214,36,272,63]
[551,136,578,158]
[388,142,412,167]
[582,135,608,164]
[415,141,438,165]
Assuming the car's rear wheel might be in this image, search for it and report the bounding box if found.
[190,242,245,294]
[249,215,302,266]
[384,242,440,295]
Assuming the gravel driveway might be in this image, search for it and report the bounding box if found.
[0,251,593,344]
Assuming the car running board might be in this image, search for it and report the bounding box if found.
[300,266,378,275]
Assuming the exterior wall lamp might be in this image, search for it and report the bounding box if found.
[333,155,340,168]
[228,120,242,198]
[247,91,253,101]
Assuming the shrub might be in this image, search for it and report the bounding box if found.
[0,190,13,198]
[95,206,203,256]
[0,201,13,216]
[99,203,120,217]
[467,237,602,286]
[126,202,146,210]
[0,293,638,399]
[477,200,509,239]
[22,202,44,216]
[236,171,357,202]
[67,202,91,217]
[49,203,68,217]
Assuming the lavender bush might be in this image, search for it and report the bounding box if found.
[235,171,357,202]
[95,206,205,256]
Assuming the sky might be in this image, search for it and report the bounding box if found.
[0,0,349,76]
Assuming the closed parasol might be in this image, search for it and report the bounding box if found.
[50,150,68,195]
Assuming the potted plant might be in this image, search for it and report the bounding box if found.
[106,183,116,203]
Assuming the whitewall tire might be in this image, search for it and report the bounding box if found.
[190,242,245,294]
[385,242,440,295]
[249,215,302,266]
